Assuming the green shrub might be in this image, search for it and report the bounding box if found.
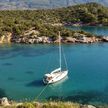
[17,102,35,108]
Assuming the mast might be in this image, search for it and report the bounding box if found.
[59,31,61,72]
[66,0,69,7]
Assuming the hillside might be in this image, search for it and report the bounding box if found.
[0,0,108,9]
[0,3,108,36]
[0,3,108,44]
[56,3,108,24]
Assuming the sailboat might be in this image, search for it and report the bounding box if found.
[43,32,68,84]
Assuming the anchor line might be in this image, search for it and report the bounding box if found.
[35,84,48,100]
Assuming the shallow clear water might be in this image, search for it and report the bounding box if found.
[67,26,108,36]
[0,43,108,105]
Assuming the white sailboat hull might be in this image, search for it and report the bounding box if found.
[43,70,68,84]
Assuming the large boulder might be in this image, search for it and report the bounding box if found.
[87,105,96,108]
[0,97,10,106]
[102,36,108,42]
[77,36,99,43]
[42,36,50,43]
[83,105,96,108]
[0,32,12,44]
[65,37,76,43]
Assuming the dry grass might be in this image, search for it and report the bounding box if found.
[1,101,108,108]
[0,101,80,108]
[42,102,80,108]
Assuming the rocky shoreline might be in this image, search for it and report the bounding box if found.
[11,33,108,44]
[0,29,108,44]
[0,97,97,108]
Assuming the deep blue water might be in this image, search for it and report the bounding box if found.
[66,26,108,36]
[0,43,108,105]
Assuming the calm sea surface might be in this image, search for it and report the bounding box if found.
[0,26,108,105]
[0,43,108,105]
[67,26,108,36]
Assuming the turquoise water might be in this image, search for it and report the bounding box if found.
[0,43,108,105]
[67,26,108,36]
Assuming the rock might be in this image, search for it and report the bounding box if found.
[6,32,12,43]
[74,33,86,37]
[82,105,96,108]
[23,29,39,36]
[43,36,50,43]
[28,39,36,44]
[102,36,108,42]
[36,36,50,43]
[0,32,12,44]
[36,37,43,43]
[0,97,10,106]
[0,35,5,44]
[76,36,88,43]
[87,105,96,108]
[76,36,99,43]
[65,37,76,43]
[33,102,42,107]
[16,103,23,106]
[10,30,108,44]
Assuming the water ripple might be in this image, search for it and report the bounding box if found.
[2,63,13,66]
[25,71,34,75]
[0,44,56,59]
[7,77,15,81]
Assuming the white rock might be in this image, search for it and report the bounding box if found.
[1,97,10,106]
[87,105,96,108]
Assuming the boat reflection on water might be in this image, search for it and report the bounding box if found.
[49,76,68,87]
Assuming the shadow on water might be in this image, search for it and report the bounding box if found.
[7,77,15,81]
[47,90,108,104]
[26,79,44,87]
[25,71,34,75]
[0,88,7,98]
[2,63,13,66]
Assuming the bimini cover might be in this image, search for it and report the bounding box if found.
[51,68,61,74]
[44,74,52,77]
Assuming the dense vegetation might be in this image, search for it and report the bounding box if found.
[0,2,108,37]
[56,3,108,24]
[0,0,108,9]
